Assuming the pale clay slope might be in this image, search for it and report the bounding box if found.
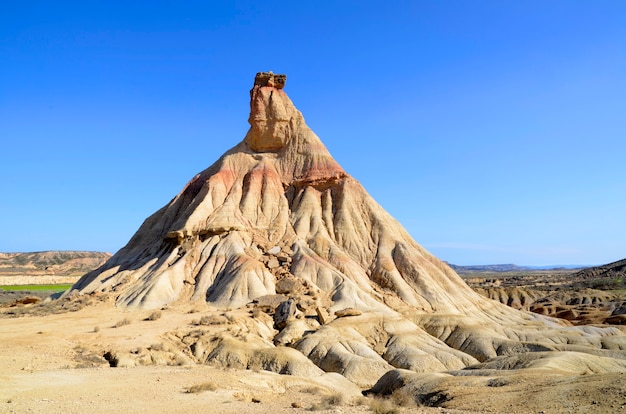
[67,73,626,392]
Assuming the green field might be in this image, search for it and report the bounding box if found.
[0,284,73,292]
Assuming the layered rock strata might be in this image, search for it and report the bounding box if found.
[70,72,626,387]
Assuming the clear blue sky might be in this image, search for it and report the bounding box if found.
[1,1,625,266]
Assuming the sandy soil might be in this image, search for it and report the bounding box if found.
[1,300,625,414]
[0,301,460,414]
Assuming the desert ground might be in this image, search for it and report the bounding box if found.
[1,274,625,414]
[1,295,462,414]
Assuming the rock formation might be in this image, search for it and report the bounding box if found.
[72,71,478,314]
[69,72,626,389]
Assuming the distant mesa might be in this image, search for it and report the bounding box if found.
[0,251,111,285]
[448,263,529,273]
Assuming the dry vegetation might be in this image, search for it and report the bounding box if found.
[2,293,94,317]
[146,310,162,321]
[114,317,132,328]
[186,382,218,393]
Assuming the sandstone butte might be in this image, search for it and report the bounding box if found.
[66,72,626,390]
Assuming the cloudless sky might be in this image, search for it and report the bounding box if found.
[1,1,625,266]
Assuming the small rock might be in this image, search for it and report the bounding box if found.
[267,257,280,269]
[267,246,281,255]
[316,307,331,324]
[276,277,305,295]
[252,294,289,311]
[277,253,291,263]
[274,299,297,330]
[335,307,362,317]
[14,296,41,306]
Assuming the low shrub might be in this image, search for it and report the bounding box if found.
[309,393,344,411]
[367,398,399,414]
[146,311,162,321]
[114,317,132,328]
[186,382,217,393]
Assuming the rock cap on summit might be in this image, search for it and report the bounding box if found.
[245,72,293,152]
[254,71,286,89]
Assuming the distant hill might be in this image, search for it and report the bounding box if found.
[573,258,626,280]
[0,251,111,278]
[448,263,586,273]
[448,264,530,273]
